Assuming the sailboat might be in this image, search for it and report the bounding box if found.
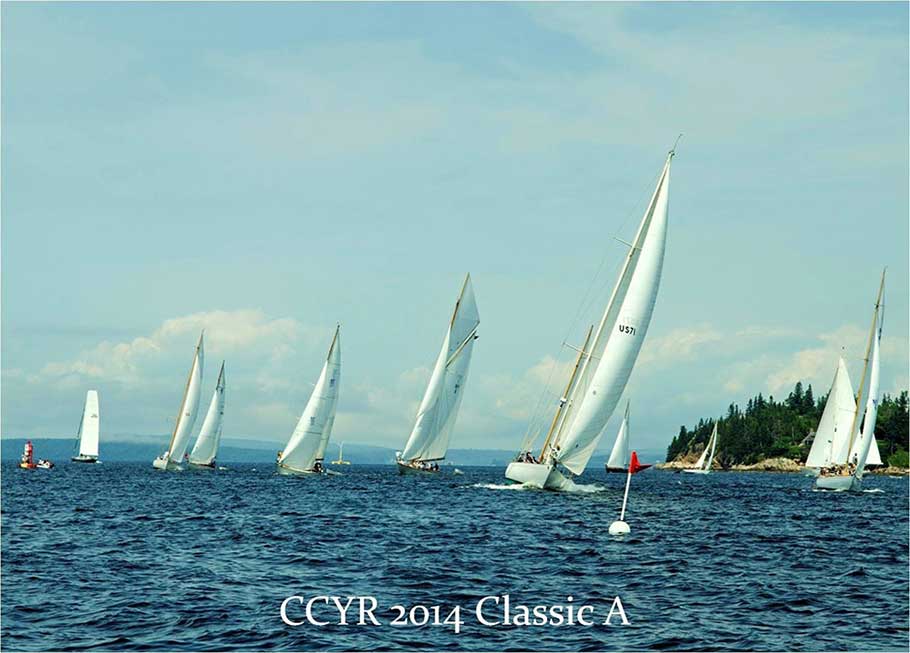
[71,390,101,463]
[397,274,479,475]
[188,362,226,469]
[816,270,885,492]
[505,146,675,490]
[682,423,717,474]
[605,401,631,473]
[331,442,351,465]
[277,326,341,476]
[153,332,204,471]
[803,359,857,475]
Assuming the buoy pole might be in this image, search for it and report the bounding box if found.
[619,466,632,521]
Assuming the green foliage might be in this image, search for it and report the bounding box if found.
[886,449,908,469]
[667,385,909,467]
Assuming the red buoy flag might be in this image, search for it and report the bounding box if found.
[629,451,652,474]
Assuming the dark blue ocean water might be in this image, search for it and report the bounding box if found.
[2,463,908,651]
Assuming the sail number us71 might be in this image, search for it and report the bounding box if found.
[281,595,631,633]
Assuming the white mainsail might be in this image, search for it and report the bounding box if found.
[685,423,717,472]
[606,401,631,470]
[854,328,881,477]
[189,362,226,466]
[551,152,672,475]
[76,390,100,459]
[278,326,341,473]
[400,275,479,463]
[155,332,204,468]
[805,358,857,468]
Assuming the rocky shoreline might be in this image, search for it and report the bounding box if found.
[655,456,909,475]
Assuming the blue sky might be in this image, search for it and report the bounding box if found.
[2,2,907,457]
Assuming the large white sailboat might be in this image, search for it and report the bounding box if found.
[188,362,226,469]
[397,275,479,475]
[816,271,885,492]
[803,358,858,474]
[277,326,341,476]
[71,390,101,463]
[682,423,717,474]
[153,332,204,471]
[505,147,675,490]
[604,400,631,473]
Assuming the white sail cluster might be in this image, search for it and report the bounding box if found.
[189,362,227,467]
[278,326,342,475]
[399,275,479,468]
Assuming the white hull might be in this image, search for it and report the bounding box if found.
[152,457,184,471]
[276,463,325,477]
[71,455,99,464]
[815,474,861,492]
[802,467,821,477]
[504,462,571,490]
[188,461,216,470]
[681,468,710,475]
[397,461,439,476]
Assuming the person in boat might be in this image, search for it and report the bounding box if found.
[433,463,439,472]
[313,461,323,473]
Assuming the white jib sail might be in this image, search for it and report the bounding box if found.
[693,432,711,470]
[606,401,630,469]
[854,326,882,477]
[704,423,718,471]
[401,275,479,462]
[553,153,672,475]
[166,333,205,463]
[278,326,341,472]
[189,362,226,466]
[805,358,857,468]
[77,390,100,458]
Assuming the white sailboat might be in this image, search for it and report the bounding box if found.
[188,362,226,469]
[397,274,479,475]
[682,423,717,474]
[816,270,885,492]
[604,401,631,473]
[803,358,857,474]
[71,390,101,463]
[505,146,675,490]
[277,326,341,476]
[331,442,351,465]
[153,332,204,471]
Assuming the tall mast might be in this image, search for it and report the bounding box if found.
[843,269,886,469]
[540,325,593,460]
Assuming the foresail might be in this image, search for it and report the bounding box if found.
[189,363,226,466]
[606,403,630,469]
[555,154,672,475]
[279,328,341,471]
[805,358,856,468]
[401,275,479,462]
[855,326,882,476]
[78,390,100,458]
[704,424,718,470]
[168,334,204,463]
[693,438,710,469]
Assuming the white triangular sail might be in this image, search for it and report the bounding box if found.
[693,435,710,470]
[401,275,479,463]
[161,333,205,464]
[189,362,226,466]
[703,424,718,471]
[805,358,857,468]
[606,401,630,470]
[76,390,100,458]
[854,328,881,477]
[278,327,341,473]
[551,153,672,475]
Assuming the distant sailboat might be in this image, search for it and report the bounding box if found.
[331,442,351,465]
[682,423,717,474]
[277,326,341,476]
[188,362,226,469]
[153,332,204,471]
[605,401,631,473]
[505,146,675,490]
[816,270,885,492]
[71,390,101,463]
[397,275,479,475]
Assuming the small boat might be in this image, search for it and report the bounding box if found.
[331,442,351,465]
[154,332,204,471]
[188,362,226,469]
[816,271,885,492]
[277,326,341,476]
[682,423,717,474]
[36,459,55,470]
[604,401,632,473]
[71,390,101,463]
[505,146,676,490]
[396,275,479,475]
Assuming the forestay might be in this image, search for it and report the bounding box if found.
[552,153,672,475]
[76,390,100,458]
[279,327,341,472]
[189,362,226,466]
[401,275,479,463]
[805,358,856,468]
